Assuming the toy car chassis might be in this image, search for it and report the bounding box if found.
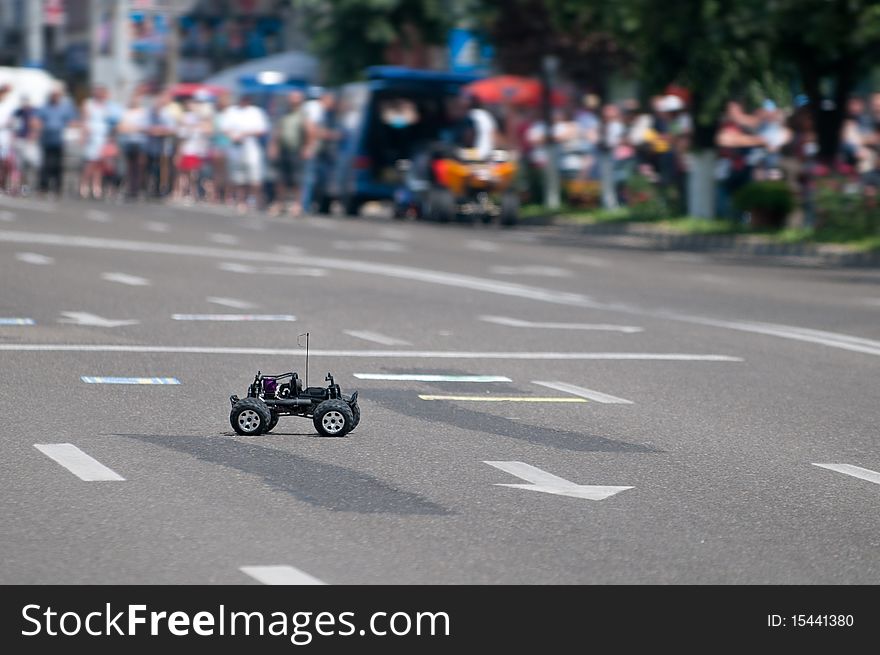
[230,370,360,437]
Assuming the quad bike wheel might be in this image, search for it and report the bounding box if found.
[313,399,355,437]
[230,397,271,436]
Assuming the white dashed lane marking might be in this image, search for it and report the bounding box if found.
[218,262,327,277]
[81,376,180,384]
[102,272,151,286]
[85,209,111,223]
[240,565,326,585]
[0,318,35,325]
[355,373,511,382]
[813,463,880,486]
[16,252,54,265]
[34,444,125,481]
[344,330,412,346]
[420,395,586,403]
[480,315,643,333]
[532,380,633,404]
[209,233,240,245]
[59,312,138,328]
[490,265,572,277]
[466,239,500,253]
[144,221,170,233]
[172,314,296,322]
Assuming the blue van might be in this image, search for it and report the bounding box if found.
[322,66,481,216]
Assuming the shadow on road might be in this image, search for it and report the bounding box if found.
[115,433,451,516]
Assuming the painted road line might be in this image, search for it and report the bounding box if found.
[16,252,54,265]
[81,376,180,385]
[34,444,125,481]
[490,265,572,277]
[0,344,743,361]
[355,373,511,382]
[480,315,643,333]
[172,314,297,322]
[813,463,880,486]
[218,262,328,277]
[144,221,170,233]
[484,461,632,500]
[240,565,326,586]
[207,296,257,310]
[0,210,15,222]
[344,330,412,346]
[59,312,139,328]
[102,272,150,286]
[0,318,35,325]
[86,209,111,223]
[420,395,587,403]
[567,254,607,267]
[209,233,240,245]
[532,380,633,404]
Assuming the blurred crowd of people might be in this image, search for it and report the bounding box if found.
[0,82,337,217]
[3,76,880,222]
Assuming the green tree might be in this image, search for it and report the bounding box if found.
[297,0,452,85]
[771,0,880,164]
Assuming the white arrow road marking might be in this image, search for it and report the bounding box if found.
[344,330,411,346]
[59,312,139,328]
[144,221,170,233]
[532,380,633,404]
[102,272,150,286]
[0,318,35,325]
[172,314,296,322]
[484,461,632,500]
[209,233,240,245]
[813,463,880,486]
[16,252,54,265]
[86,209,111,223]
[466,239,500,252]
[207,296,257,310]
[0,344,743,360]
[355,373,511,382]
[0,210,15,222]
[490,265,572,277]
[34,444,125,481]
[240,565,326,585]
[479,315,643,333]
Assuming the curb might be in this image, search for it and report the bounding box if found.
[527,220,880,268]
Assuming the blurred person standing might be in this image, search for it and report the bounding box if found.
[598,103,626,209]
[220,93,269,213]
[207,91,232,204]
[117,94,149,199]
[466,95,497,160]
[36,87,76,197]
[0,84,15,193]
[80,86,114,199]
[12,96,41,195]
[270,89,306,216]
[175,97,210,202]
[145,93,176,198]
[300,88,336,214]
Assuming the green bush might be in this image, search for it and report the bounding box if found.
[814,178,880,242]
[732,181,794,228]
[622,174,672,222]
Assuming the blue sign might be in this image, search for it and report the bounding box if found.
[448,28,493,75]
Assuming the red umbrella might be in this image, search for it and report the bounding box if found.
[168,82,228,99]
[464,75,566,107]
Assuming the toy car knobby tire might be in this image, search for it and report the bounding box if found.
[265,412,279,433]
[427,188,455,223]
[349,402,361,431]
[500,190,519,226]
[313,399,354,437]
[230,397,272,436]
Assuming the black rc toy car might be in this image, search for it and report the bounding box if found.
[229,369,360,437]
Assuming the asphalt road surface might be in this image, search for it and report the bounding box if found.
[1,196,878,584]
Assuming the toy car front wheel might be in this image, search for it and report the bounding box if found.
[230,398,271,436]
[313,399,354,437]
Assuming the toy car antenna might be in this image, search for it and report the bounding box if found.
[297,332,310,388]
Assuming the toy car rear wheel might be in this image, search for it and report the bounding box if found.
[500,190,519,226]
[265,413,279,433]
[230,398,271,436]
[313,399,354,437]
[426,188,455,223]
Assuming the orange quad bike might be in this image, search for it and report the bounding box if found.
[425,148,520,226]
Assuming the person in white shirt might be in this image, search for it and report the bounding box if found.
[220,93,268,212]
[466,96,497,160]
[0,84,17,193]
[300,89,336,213]
[175,98,210,202]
